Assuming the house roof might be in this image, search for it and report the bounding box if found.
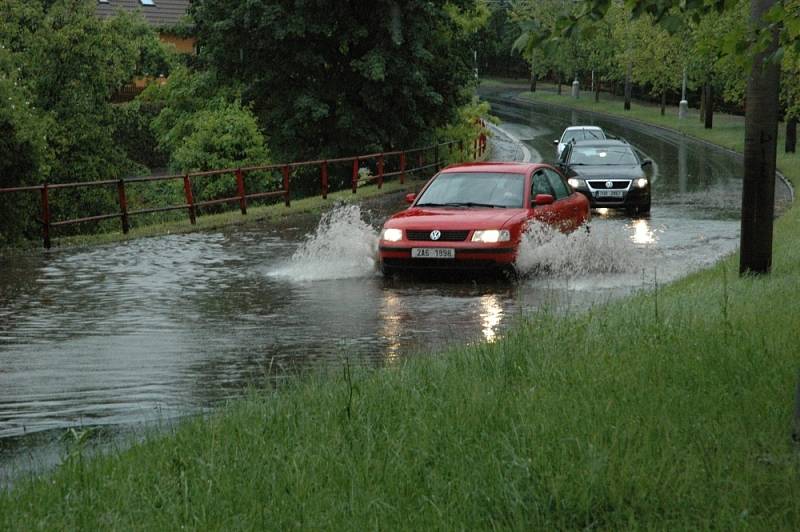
[95,0,191,28]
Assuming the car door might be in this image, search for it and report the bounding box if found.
[529,169,559,227]
[544,167,588,231]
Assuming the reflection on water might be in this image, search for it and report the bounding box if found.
[379,291,404,364]
[630,219,657,245]
[480,294,503,342]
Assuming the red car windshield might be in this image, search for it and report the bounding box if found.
[415,172,525,209]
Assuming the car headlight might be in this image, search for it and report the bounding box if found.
[471,229,510,243]
[567,178,583,189]
[381,228,403,242]
[634,178,648,188]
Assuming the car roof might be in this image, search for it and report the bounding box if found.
[563,125,603,131]
[438,162,546,175]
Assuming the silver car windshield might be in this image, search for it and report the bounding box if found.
[415,172,525,208]
[562,128,605,143]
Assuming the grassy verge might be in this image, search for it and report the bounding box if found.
[2,90,800,529]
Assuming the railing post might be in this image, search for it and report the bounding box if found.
[351,158,359,194]
[377,154,384,189]
[283,165,291,207]
[235,168,247,215]
[459,140,464,161]
[40,184,51,249]
[183,174,196,225]
[321,160,328,199]
[399,152,406,184]
[117,178,130,234]
[434,144,440,171]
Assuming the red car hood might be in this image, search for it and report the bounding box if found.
[384,207,526,231]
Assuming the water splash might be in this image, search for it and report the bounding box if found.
[270,205,379,281]
[515,221,642,278]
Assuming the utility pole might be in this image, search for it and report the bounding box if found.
[678,67,688,119]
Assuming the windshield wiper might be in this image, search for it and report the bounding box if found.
[443,202,505,208]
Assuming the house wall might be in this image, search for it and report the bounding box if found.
[160,33,196,55]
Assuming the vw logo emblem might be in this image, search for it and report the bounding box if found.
[605,180,614,189]
[430,230,441,241]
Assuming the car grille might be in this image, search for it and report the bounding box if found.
[587,180,630,190]
[406,230,469,242]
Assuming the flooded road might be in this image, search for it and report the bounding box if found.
[0,92,791,481]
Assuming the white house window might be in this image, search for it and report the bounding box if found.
[140,0,155,5]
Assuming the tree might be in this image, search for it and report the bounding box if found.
[781,48,800,153]
[0,46,51,243]
[739,0,780,275]
[512,0,589,96]
[1,0,176,231]
[190,0,485,162]
[628,14,685,115]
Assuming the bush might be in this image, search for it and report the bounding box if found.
[167,100,273,203]
[112,101,169,171]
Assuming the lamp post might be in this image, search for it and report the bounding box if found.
[678,67,689,119]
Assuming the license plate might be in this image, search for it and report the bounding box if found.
[595,190,624,198]
[411,248,455,259]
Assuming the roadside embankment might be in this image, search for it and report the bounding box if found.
[2,87,799,529]
[0,180,417,253]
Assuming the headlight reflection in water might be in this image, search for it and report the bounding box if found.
[630,218,656,245]
[480,294,504,343]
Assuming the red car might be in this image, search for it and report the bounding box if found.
[379,162,590,276]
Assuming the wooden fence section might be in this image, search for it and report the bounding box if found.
[0,137,488,249]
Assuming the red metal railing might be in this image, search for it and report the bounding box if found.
[0,139,484,249]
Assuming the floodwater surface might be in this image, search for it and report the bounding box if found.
[0,91,791,482]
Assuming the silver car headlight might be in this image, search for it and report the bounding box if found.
[381,228,403,242]
[471,229,510,243]
[634,178,648,188]
[568,178,583,189]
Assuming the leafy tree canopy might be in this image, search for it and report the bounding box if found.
[190,0,486,161]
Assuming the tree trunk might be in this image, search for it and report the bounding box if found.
[794,375,800,444]
[660,90,666,116]
[595,79,600,102]
[740,0,780,275]
[530,60,536,92]
[704,83,714,129]
[786,117,797,153]
[624,62,632,111]
[557,73,562,95]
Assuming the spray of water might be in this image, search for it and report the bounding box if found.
[270,205,379,282]
[515,221,642,278]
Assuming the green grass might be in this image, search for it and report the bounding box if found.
[2,86,800,529]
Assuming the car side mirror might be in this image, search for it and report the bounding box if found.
[553,139,559,145]
[533,194,555,206]
[405,193,416,204]
[641,160,653,168]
